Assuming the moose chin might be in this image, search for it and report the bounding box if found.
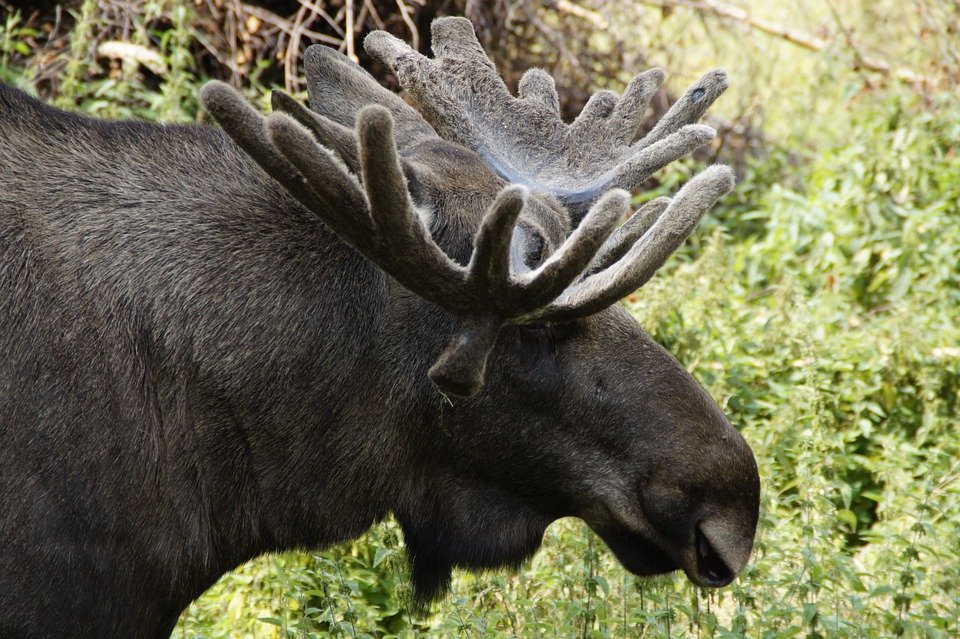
[0,16,759,639]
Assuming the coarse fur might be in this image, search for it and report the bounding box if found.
[0,24,759,639]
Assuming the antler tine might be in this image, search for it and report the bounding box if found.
[263,113,373,248]
[430,16,494,66]
[513,190,630,313]
[586,197,671,278]
[530,166,735,323]
[635,69,729,151]
[302,44,437,150]
[260,95,472,310]
[201,82,371,243]
[271,90,360,173]
[353,105,470,304]
[607,69,666,145]
[518,69,560,114]
[573,90,619,124]
[200,82,313,204]
[466,186,529,296]
[363,28,426,69]
[611,124,717,195]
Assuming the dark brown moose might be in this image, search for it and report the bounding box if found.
[0,17,760,638]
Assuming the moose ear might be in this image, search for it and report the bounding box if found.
[303,44,438,152]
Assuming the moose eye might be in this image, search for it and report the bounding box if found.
[518,323,550,341]
[524,234,545,267]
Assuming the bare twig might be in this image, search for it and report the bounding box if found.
[345,0,356,62]
[301,0,345,36]
[519,2,590,82]
[639,0,936,88]
[364,0,385,31]
[242,5,340,46]
[555,0,609,30]
[395,0,419,50]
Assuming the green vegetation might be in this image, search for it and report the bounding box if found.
[2,1,958,637]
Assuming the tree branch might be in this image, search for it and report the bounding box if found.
[639,0,935,88]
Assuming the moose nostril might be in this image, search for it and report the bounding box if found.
[695,525,734,587]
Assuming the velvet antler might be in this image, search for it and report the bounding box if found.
[365,17,728,215]
[202,23,735,398]
[528,166,735,323]
[200,82,631,398]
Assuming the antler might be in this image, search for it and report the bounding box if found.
[365,17,727,214]
[200,82,632,398]
[530,166,734,323]
[201,24,735,398]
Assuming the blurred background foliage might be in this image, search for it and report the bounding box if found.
[1,0,959,637]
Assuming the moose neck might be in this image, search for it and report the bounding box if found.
[136,207,421,611]
[156,273,454,625]
[0,107,427,633]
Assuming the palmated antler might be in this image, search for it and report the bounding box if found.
[365,17,728,214]
[201,26,735,398]
[200,82,634,398]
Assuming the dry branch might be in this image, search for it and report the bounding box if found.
[640,0,936,88]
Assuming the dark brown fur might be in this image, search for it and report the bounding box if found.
[0,80,758,638]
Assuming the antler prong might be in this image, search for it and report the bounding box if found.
[263,113,372,244]
[515,189,629,311]
[635,69,728,151]
[302,43,437,150]
[608,68,666,145]
[430,16,492,65]
[571,90,619,128]
[517,69,560,114]
[467,186,528,295]
[351,105,471,305]
[271,90,360,173]
[356,106,417,245]
[532,166,735,322]
[612,124,717,191]
[200,82,313,204]
[363,30,428,70]
[587,197,671,277]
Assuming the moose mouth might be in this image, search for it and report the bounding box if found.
[588,520,735,588]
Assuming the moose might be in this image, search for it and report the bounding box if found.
[0,17,760,638]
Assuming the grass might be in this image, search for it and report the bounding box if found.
[2,1,958,637]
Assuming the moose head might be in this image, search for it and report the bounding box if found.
[200,17,759,601]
